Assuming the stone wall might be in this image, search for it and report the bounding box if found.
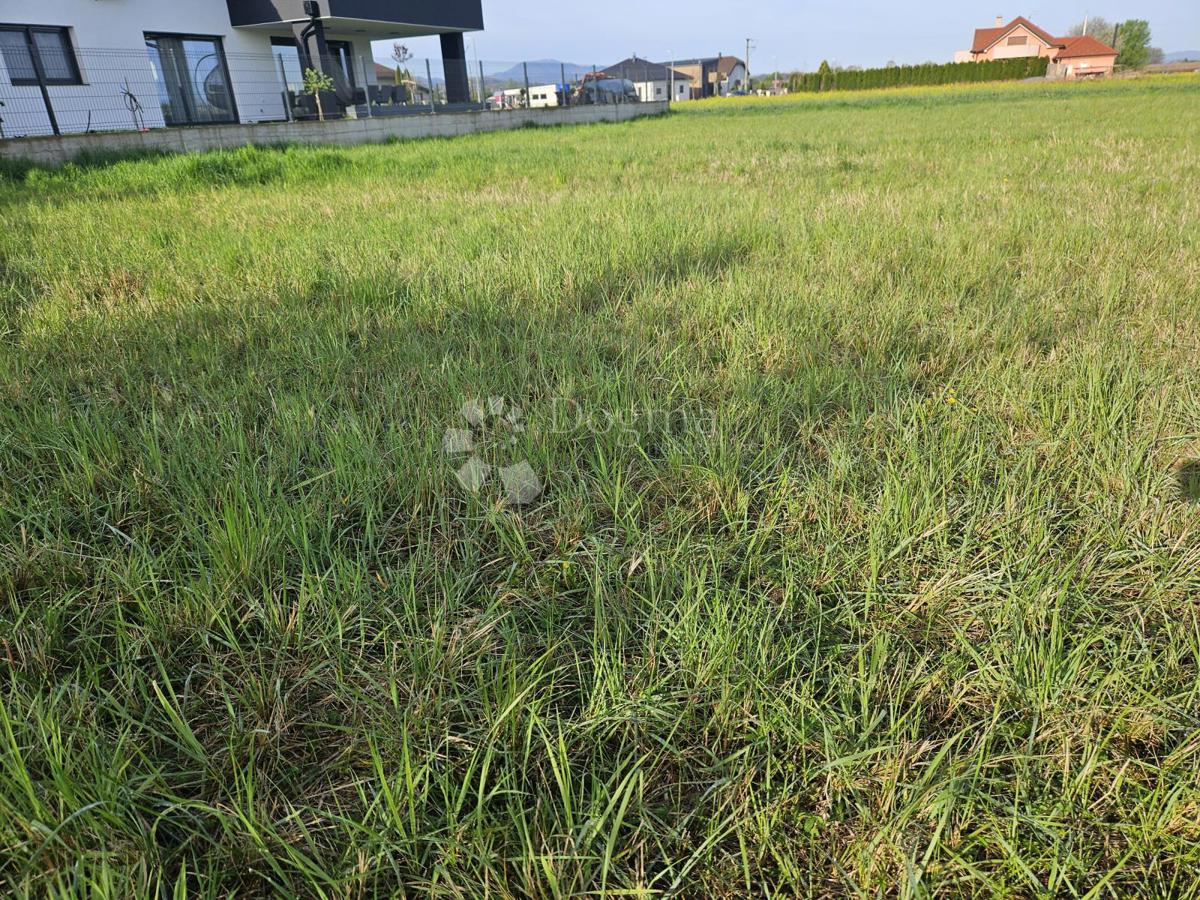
[0,102,669,168]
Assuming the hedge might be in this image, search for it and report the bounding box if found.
[786,57,1049,93]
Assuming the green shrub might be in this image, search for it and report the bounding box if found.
[788,56,1049,93]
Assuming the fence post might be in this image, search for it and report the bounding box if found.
[425,58,435,113]
[359,55,373,117]
[560,62,566,107]
[25,30,60,135]
[276,54,292,122]
[479,60,486,107]
[522,62,530,108]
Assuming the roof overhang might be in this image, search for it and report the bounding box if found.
[227,1,484,33]
[974,19,1060,54]
[978,30,1054,54]
[236,16,473,38]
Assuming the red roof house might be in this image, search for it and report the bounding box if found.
[955,16,1118,78]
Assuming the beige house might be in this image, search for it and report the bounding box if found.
[669,56,747,99]
[954,16,1118,79]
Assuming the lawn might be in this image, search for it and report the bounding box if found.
[1,76,1199,896]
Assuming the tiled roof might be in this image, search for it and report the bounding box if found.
[1054,35,1118,59]
[716,56,743,76]
[971,16,1060,53]
[603,58,688,82]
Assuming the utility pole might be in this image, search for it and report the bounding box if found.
[745,37,755,92]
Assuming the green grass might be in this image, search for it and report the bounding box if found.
[1,76,1199,896]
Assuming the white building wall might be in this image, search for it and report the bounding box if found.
[633,79,670,102]
[718,63,746,95]
[0,0,376,137]
[528,84,560,108]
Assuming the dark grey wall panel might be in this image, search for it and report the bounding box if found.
[227,1,484,30]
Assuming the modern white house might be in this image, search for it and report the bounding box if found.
[601,57,691,103]
[0,0,484,138]
[669,56,747,98]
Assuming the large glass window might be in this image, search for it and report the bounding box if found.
[0,25,81,86]
[145,34,237,126]
[270,37,356,92]
[326,41,358,89]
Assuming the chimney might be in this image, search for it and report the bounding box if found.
[995,15,1005,27]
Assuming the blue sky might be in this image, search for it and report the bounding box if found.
[383,1,1200,71]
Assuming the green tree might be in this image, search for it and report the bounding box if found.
[817,59,832,92]
[302,68,334,121]
[1114,19,1153,68]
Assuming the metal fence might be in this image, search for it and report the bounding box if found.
[0,46,671,141]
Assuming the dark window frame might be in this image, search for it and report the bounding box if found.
[0,24,83,86]
[270,35,357,89]
[326,40,358,89]
[144,31,239,126]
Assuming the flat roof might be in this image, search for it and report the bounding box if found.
[227,0,484,33]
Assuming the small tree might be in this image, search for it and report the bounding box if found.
[302,67,334,121]
[392,43,414,100]
[817,59,832,92]
[1115,19,1153,69]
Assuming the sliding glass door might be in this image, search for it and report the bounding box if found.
[145,34,237,126]
[270,37,357,93]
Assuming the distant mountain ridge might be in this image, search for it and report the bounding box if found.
[489,60,591,85]
[1164,51,1200,62]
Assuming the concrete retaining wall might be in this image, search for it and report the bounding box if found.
[0,102,669,168]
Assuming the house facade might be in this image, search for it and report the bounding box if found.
[1047,36,1121,79]
[601,58,690,103]
[0,0,483,137]
[954,16,1117,78]
[668,56,746,99]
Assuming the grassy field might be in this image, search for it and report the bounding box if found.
[1,76,1199,896]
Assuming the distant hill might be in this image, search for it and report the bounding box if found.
[1164,51,1200,62]
[488,60,591,85]
[371,58,593,91]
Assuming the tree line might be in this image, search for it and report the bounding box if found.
[773,17,1158,95]
[785,56,1049,93]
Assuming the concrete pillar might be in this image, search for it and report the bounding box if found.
[440,33,471,104]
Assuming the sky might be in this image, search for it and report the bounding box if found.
[380,1,1200,71]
